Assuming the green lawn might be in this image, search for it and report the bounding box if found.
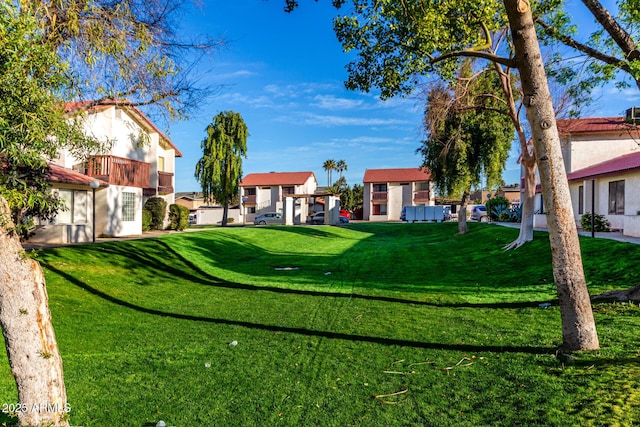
[1,222,640,426]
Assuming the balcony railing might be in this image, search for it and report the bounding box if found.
[158,171,174,194]
[414,190,431,202]
[371,191,388,202]
[87,156,150,188]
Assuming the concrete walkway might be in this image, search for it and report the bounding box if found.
[493,222,640,245]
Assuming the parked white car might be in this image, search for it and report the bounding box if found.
[254,212,283,225]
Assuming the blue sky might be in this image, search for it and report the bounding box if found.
[167,0,640,193]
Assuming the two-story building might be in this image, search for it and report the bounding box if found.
[533,113,640,237]
[31,100,181,243]
[362,168,433,221]
[239,171,318,224]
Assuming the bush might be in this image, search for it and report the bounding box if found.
[144,197,167,230]
[581,212,611,232]
[168,204,190,231]
[486,196,510,221]
[142,209,152,231]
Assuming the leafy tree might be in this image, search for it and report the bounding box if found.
[286,0,599,351]
[195,111,248,227]
[19,0,220,119]
[0,5,86,426]
[0,1,220,424]
[322,159,337,186]
[419,62,514,233]
[341,183,364,215]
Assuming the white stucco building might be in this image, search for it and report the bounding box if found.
[31,101,182,243]
[533,114,640,237]
[362,168,434,221]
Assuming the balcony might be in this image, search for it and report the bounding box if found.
[414,190,431,202]
[157,171,174,194]
[87,156,150,188]
[371,191,388,203]
[243,194,257,204]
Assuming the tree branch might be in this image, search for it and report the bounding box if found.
[535,17,631,70]
[431,50,516,68]
[581,0,640,61]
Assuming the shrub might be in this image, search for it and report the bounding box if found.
[168,204,190,231]
[227,217,235,224]
[486,196,510,221]
[144,197,167,230]
[581,212,611,232]
[142,209,152,231]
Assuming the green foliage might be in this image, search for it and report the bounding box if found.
[24,224,640,426]
[0,4,96,239]
[340,183,364,213]
[143,197,167,230]
[168,204,189,231]
[419,63,514,199]
[195,110,248,227]
[487,195,510,220]
[581,212,611,232]
[142,209,152,232]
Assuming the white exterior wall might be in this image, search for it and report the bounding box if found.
[388,183,403,221]
[99,185,143,237]
[561,134,639,173]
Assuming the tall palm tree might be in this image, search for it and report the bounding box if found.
[322,159,337,186]
[336,159,348,181]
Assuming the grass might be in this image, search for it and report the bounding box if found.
[1,222,640,426]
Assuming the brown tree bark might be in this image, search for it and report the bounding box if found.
[504,0,599,350]
[457,190,470,234]
[0,197,70,427]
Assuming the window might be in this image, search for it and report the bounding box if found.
[55,190,88,224]
[373,183,387,192]
[122,192,136,222]
[248,207,256,214]
[608,180,625,214]
[416,181,430,191]
[245,188,256,196]
[282,186,295,195]
[158,156,165,172]
[578,185,584,215]
[372,204,387,215]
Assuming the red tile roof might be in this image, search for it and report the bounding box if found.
[556,116,640,135]
[567,151,640,181]
[363,167,431,183]
[48,164,109,187]
[64,100,182,157]
[240,172,316,186]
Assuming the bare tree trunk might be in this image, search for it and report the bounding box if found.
[0,197,70,427]
[492,58,536,249]
[504,0,599,351]
[457,190,469,234]
[504,159,537,249]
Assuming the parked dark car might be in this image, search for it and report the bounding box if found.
[470,205,488,222]
[306,212,349,225]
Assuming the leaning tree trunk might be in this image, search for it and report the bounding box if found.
[0,197,70,427]
[505,158,537,249]
[504,0,599,351]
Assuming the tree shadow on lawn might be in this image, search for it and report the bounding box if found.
[42,262,554,355]
[40,233,558,309]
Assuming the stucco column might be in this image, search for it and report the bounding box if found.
[284,196,295,226]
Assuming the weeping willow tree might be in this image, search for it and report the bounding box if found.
[195,111,249,226]
[419,60,514,234]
